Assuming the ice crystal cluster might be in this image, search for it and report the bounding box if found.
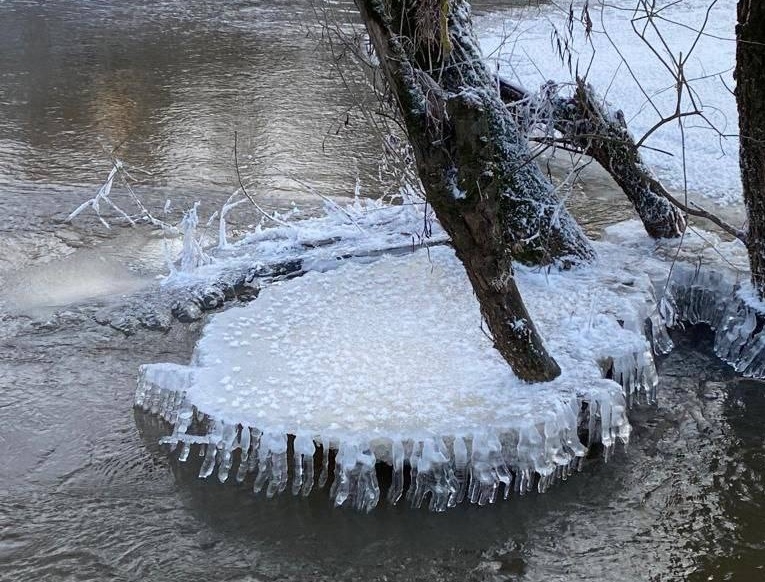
[136,206,763,512]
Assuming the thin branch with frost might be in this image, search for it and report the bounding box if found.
[217,191,249,250]
[233,132,293,228]
[286,174,366,233]
[66,158,178,233]
[178,202,212,272]
[66,163,130,228]
[309,0,425,201]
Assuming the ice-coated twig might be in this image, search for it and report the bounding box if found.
[66,164,121,228]
[217,190,249,250]
[233,132,293,228]
[178,202,212,272]
[67,159,179,233]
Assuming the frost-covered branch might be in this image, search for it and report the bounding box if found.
[66,159,178,234]
[498,76,747,244]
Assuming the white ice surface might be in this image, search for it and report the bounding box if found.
[475,0,741,204]
[188,245,635,440]
[137,208,765,511]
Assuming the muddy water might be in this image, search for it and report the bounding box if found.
[0,1,763,581]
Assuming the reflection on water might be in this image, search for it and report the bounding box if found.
[0,0,382,198]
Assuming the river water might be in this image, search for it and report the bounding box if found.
[0,1,763,581]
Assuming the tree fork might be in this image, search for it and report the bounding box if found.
[355,0,595,381]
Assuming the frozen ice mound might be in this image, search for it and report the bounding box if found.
[137,246,647,510]
[136,211,763,512]
[603,220,765,378]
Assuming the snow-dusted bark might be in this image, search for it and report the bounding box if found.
[499,78,687,240]
[355,0,594,381]
[736,0,765,297]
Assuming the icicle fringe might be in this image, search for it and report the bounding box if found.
[136,361,633,511]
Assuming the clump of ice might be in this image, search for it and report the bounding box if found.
[136,224,660,510]
[137,202,764,512]
[603,221,765,377]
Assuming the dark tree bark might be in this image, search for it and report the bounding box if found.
[355,0,595,381]
[736,0,765,297]
[499,78,687,240]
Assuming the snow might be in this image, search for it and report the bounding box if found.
[139,239,637,510]
[475,0,741,204]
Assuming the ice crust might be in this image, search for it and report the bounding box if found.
[136,207,763,512]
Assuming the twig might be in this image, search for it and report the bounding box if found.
[233,131,293,228]
[285,174,365,233]
[655,184,746,244]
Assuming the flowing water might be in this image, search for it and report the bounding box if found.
[0,1,763,581]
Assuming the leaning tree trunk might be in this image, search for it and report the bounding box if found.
[355,0,594,381]
[736,0,765,297]
[499,78,687,240]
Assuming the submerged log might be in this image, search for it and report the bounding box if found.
[356,0,595,381]
[499,77,687,240]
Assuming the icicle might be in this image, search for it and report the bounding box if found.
[387,439,405,505]
[246,428,262,475]
[648,307,674,355]
[599,399,614,451]
[252,433,288,498]
[543,405,572,472]
[330,441,380,512]
[450,436,468,507]
[737,332,765,377]
[235,426,251,483]
[515,424,543,496]
[318,436,331,488]
[199,422,220,479]
[292,433,316,496]
[266,434,288,498]
[354,447,380,512]
[468,431,508,505]
[586,400,599,449]
[300,446,315,498]
[178,442,191,462]
[216,423,238,483]
[411,438,458,512]
[405,441,421,505]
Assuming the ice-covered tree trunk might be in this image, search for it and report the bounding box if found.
[355,0,594,381]
[499,78,687,240]
[736,0,765,297]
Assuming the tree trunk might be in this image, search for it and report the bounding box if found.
[499,78,687,240]
[736,0,765,297]
[355,0,595,381]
